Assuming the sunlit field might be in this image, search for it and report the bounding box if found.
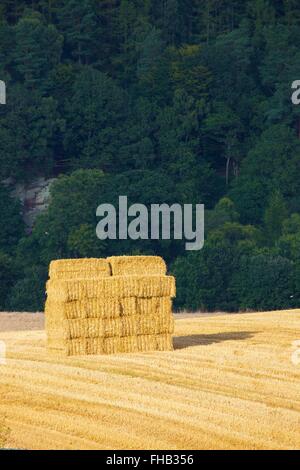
[0,310,299,450]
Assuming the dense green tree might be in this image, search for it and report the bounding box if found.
[205,197,239,234]
[282,213,300,235]
[283,0,300,25]
[67,224,107,258]
[0,20,14,73]
[259,24,300,130]
[172,222,259,311]
[230,125,300,224]
[277,233,300,262]
[0,183,24,253]
[247,0,277,29]
[22,169,107,266]
[205,22,256,113]
[14,10,63,88]
[170,44,212,103]
[263,190,288,246]
[156,89,223,206]
[0,0,26,23]
[232,253,294,311]
[203,102,245,183]
[116,97,157,170]
[0,85,64,180]
[136,26,170,99]
[57,0,102,65]
[277,214,300,261]
[63,68,126,171]
[7,265,48,311]
[0,252,15,309]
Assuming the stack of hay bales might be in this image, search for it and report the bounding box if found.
[45,256,175,356]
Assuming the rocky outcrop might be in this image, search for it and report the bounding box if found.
[3,177,56,231]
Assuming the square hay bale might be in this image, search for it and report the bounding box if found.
[121,313,174,337]
[46,275,176,302]
[46,296,172,320]
[48,337,113,356]
[108,256,166,276]
[67,318,106,338]
[49,270,109,280]
[119,296,173,317]
[86,337,105,354]
[45,298,121,319]
[103,335,137,354]
[135,333,173,352]
[103,334,173,354]
[136,296,172,316]
[102,317,122,337]
[49,258,111,279]
[46,312,174,341]
[47,337,90,356]
[47,329,174,355]
[119,297,137,316]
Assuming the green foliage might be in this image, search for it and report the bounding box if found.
[57,0,102,65]
[170,45,212,102]
[7,265,48,311]
[0,86,64,180]
[232,253,294,311]
[277,213,300,261]
[282,213,300,235]
[0,252,15,309]
[24,169,107,265]
[206,197,239,233]
[67,224,107,258]
[230,125,300,224]
[263,190,288,245]
[277,233,300,261]
[172,222,259,312]
[136,27,168,98]
[63,68,126,171]
[2,1,300,312]
[14,10,63,88]
[0,183,24,253]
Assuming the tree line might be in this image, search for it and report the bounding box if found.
[1,0,300,312]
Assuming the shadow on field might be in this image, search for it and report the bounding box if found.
[173,331,256,350]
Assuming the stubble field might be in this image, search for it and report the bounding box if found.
[0,310,299,450]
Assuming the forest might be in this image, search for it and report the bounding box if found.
[1,0,300,312]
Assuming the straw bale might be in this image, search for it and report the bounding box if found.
[49,258,111,279]
[48,333,173,355]
[108,256,166,276]
[45,296,172,321]
[47,337,103,356]
[104,333,174,354]
[46,313,174,340]
[121,314,174,337]
[49,270,109,280]
[46,275,176,302]
[119,297,137,316]
[45,298,121,319]
[136,296,172,315]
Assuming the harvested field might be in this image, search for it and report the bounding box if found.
[0,310,299,450]
[0,312,44,332]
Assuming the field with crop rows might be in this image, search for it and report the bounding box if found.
[0,310,299,450]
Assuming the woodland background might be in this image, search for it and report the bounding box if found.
[1,0,300,312]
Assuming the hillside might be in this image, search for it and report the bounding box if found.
[2,2,300,314]
[0,310,299,450]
